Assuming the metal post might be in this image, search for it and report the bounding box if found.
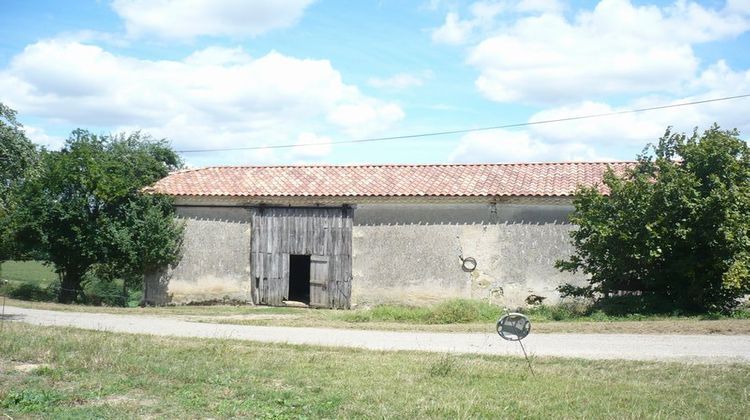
[518,340,534,376]
[1,292,6,333]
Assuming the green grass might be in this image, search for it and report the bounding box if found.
[0,261,59,302]
[0,261,57,286]
[338,299,750,324]
[6,297,750,334]
[0,323,748,418]
[0,260,144,306]
[339,299,503,324]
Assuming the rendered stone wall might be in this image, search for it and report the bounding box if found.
[145,202,585,308]
[351,203,585,308]
[143,206,253,305]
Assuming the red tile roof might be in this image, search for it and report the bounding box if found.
[146,162,635,198]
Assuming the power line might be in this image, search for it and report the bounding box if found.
[175,93,750,153]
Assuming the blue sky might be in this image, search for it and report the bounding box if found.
[1,0,749,167]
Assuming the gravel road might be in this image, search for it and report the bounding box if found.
[4,305,750,363]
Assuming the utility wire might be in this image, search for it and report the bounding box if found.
[175,93,750,153]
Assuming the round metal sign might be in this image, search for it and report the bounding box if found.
[496,313,531,341]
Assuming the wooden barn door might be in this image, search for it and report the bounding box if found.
[309,255,329,307]
[251,206,352,308]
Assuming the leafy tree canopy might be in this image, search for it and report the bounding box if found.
[0,103,39,262]
[14,129,183,303]
[557,125,750,313]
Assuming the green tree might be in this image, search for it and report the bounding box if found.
[0,103,39,264]
[15,129,183,303]
[557,125,750,313]
[97,195,184,300]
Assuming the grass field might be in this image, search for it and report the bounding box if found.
[0,261,57,286]
[0,323,748,418]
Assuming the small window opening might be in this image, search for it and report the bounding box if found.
[288,254,311,303]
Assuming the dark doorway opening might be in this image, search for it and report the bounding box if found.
[288,254,311,303]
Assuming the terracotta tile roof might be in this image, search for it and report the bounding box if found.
[146,162,635,198]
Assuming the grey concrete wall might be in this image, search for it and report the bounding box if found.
[144,206,253,305]
[145,201,586,308]
[351,203,585,308]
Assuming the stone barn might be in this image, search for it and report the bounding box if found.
[143,162,630,308]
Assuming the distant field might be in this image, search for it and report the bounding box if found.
[0,323,748,418]
[0,261,57,286]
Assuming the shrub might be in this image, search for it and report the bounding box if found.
[80,273,126,306]
[127,289,144,307]
[525,300,592,321]
[2,282,58,301]
[557,126,750,313]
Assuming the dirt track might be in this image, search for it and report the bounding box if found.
[4,305,750,363]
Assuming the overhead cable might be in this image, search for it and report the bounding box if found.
[176,93,750,153]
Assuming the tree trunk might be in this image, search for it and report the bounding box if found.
[121,279,128,307]
[58,270,83,304]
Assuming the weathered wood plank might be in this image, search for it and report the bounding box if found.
[269,251,280,305]
[343,209,353,256]
[286,211,294,254]
[323,214,332,256]
[299,208,306,254]
[310,254,329,307]
[250,206,352,308]
[281,252,290,300]
[271,209,279,254]
[329,253,339,308]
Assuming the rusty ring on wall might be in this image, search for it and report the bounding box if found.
[460,256,477,272]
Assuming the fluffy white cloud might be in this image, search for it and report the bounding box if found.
[23,125,65,150]
[727,0,750,14]
[466,0,750,103]
[367,71,432,90]
[527,100,675,146]
[0,40,403,161]
[327,101,404,137]
[112,0,315,39]
[289,132,332,160]
[516,0,565,14]
[432,12,476,45]
[449,129,604,163]
[431,1,505,45]
[450,59,750,163]
[527,62,750,146]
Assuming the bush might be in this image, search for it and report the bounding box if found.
[525,300,592,321]
[127,289,143,307]
[1,281,58,301]
[81,273,127,307]
[590,293,678,317]
[557,126,750,313]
